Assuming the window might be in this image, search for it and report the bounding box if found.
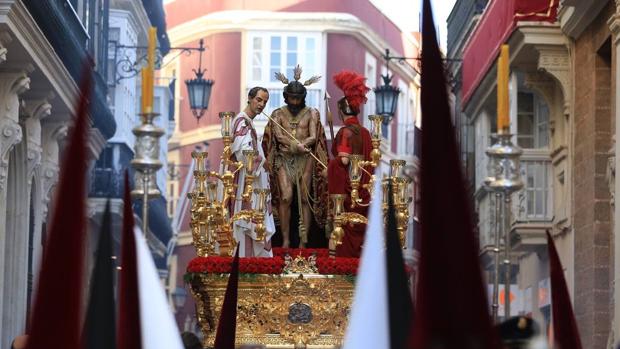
[364,52,377,129]
[519,159,552,220]
[246,32,323,117]
[248,32,321,84]
[403,90,417,157]
[397,81,409,155]
[107,27,120,86]
[516,91,549,149]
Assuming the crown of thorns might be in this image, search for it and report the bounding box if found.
[274,64,321,86]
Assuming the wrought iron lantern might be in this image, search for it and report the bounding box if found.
[171,286,188,308]
[374,74,400,125]
[185,39,214,120]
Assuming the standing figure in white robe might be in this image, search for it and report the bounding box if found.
[229,87,276,257]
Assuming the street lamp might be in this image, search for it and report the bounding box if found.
[185,39,214,121]
[374,49,403,125]
[374,74,400,125]
[171,286,188,309]
[110,37,214,120]
[375,48,462,124]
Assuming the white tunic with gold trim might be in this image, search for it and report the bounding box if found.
[229,112,276,257]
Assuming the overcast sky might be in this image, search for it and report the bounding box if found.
[370,0,457,50]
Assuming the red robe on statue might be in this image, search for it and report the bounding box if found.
[328,116,373,257]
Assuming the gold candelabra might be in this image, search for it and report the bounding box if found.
[328,114,394,255]
[188,112,273,257]
[328,194,369,255]
[329,115,411,256]
[388,159,411,248]
[328,157,412,255]
[346,114,383,207]
[241,149,257,201]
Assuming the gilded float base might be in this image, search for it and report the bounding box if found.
[189,273,355,348]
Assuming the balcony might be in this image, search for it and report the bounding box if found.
[446,0,488,57]
[461,0,559,106]
[22,0,116,140]
[89,167,124,199]
[511,156,553,254]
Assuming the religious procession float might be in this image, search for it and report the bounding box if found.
[184,67,414,348]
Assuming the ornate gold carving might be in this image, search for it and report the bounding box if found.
[283,254,318,274]
[190,273,354,348]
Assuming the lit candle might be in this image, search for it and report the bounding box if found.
[144,26,157,113]
[497,44,509,134]
[141,68,147,113]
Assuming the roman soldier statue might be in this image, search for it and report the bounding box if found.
[328,70,373,257]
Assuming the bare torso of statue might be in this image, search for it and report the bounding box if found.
[262,66,329,248]
[270,106,319,247]
[272,106,317,154]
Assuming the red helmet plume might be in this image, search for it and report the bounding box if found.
[333,70,370,115]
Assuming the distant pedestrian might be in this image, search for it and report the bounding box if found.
[181,331,202,349]
[10,335,28,349]
[495,316,540,349]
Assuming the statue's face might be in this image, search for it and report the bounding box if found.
[248,90,269,117]
[285,95,305,115]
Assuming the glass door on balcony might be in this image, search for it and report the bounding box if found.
[518,158,552,221]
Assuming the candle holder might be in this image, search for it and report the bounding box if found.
[220,111,235,167]
[348,155,363,207]
[381,177,390,214]
[328,193,369,257]
[347,154,378,208]
[329,194,346,256]
[368,114,383,167]
[188,151,212,256]
[381,161,410,249]
[485,132,524,321]
[389,159,406,180]
[131,111,165,237]
[486,134,524,193]
[392,177,411,248]
[253,188,270,241]
[242,149,258,202]
[192,151,209,194]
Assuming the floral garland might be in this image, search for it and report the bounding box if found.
[315,257,359,275]
[187,256,286,275]
[186,254,359,276]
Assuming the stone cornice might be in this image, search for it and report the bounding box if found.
[87,127,107,162]
[0,31,11,64]
[609,12,620,44]
[1,0,78,116]
[464,24,569,118]
[167,11,417,82]
[561,0,609,39]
